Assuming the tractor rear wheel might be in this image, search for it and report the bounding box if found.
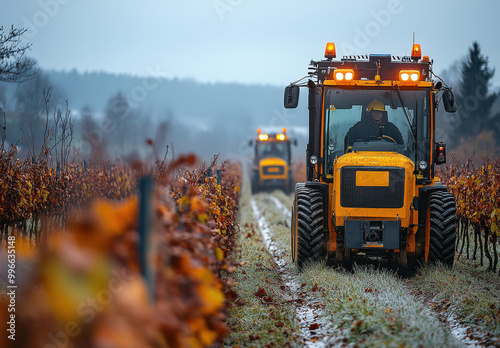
[428,191,456,267]
[294,186,327,271]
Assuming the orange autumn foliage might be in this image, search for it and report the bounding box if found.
[1,157,241,348]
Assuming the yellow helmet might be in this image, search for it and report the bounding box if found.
[367,99,385,112]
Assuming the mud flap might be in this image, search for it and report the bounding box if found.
[345,220,400,249]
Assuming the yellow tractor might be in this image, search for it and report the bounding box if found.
[285,42,457,272]
[249,128,297,193]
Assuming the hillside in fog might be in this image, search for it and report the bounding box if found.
[0,69,309,161]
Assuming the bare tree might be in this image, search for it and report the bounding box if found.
[81,105,96,135]
[80,105,108,161]
[0,85,6,107]
[1,107,6,153]
[0,26,37,82]
[14,73,64,158]
[154,120,169,161]
[51,99,73,167]
[22,88,73,164]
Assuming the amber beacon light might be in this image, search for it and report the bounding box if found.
[324,42,336,59]
[411,44,422,60]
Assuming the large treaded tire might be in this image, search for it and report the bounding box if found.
[286,171,294,194]
[295,186,327,271]
[428,191,456,267]
[251,169,259,194]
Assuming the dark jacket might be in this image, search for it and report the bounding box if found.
[344,111,404,148]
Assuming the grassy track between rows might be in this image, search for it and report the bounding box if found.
[300,265,461,347]
[409,261,500,346]
[223,186,303,347]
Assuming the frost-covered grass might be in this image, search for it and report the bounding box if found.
[410,260,500,346]
[255,192,292,255]
[223,183,302,347]
[300,264,463,347]
[269,189,294,210]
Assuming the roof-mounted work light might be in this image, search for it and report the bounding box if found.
[334,69,354,81]
[399,70,420,82]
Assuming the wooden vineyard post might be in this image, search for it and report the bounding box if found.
[217,169,222,185]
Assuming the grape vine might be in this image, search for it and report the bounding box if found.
[439,157,500,274]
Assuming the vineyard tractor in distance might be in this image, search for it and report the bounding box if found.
[285,42,458,273]
[249,128,297,194]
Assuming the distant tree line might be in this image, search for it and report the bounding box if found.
[1,25,499,163]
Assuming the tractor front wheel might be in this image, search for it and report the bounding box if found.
[293,186,327,271]
[286,171,294,194]
[251,169,259,194]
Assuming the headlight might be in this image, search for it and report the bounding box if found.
[418,161,428,170]
[310,156,318,165]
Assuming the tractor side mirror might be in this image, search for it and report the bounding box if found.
[284,85,299,109]
[443,89,457,113]
[248,139,253,147]
[293,139,298,146]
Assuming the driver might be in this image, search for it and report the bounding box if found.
[263,142,281,157]
[344,99,403,148]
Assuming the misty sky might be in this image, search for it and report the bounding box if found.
[1,0,500,87]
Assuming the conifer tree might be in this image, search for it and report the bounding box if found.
[453,41,497,141]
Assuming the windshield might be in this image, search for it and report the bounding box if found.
[324,87,430,171]
[256,141,290,163]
